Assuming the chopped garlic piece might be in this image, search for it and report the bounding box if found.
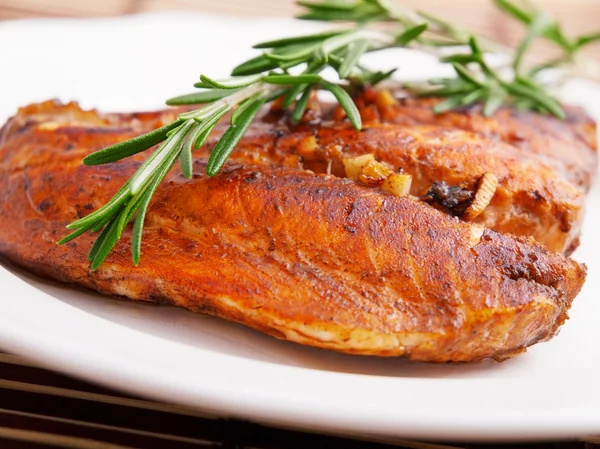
[359,159,390,186]
[343,154,412,197]
[375,89,398,108]
[463,172,498,221]
[343,154,375,180]
[382,173,412,197]
[297,135,318,158]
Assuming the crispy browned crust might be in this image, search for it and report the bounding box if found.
[194,90,594,254]
[0,100,588,362]
[352,89,598,190]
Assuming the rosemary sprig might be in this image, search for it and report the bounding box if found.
[60,0,600,269]
[414,0,600,117]
[60,18,428,269]
[494,0,600,57]
[303,0,599,117]
[418,35,565,118]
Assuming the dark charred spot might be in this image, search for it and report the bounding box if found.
[454,102,482,115]
[83,203,94,211]
[243,171,262,183]
[13,120,35,135]
[565,237,580,257]
[509,109,526,119]
[345,200,358,219]
[299,108,322,126]
[501,255,563,289]
[422,181,474,216]
[558,210,572,233]
[510,130,526,142]
[184,242,198,252]
[147,294,175,307]
[530,190,543,202]
[38,200,51,212]
[65,143,75,151]
[480,233,493,242]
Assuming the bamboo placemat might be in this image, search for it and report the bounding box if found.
[0,351,599,448]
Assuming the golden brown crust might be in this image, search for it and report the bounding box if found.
[3,95,593,254]
[352,89,598,190]
[289,122,585,254]
[0,100,589,362]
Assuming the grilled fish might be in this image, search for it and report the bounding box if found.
[0,100,589,362]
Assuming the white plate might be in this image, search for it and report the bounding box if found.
[1,13,599,443]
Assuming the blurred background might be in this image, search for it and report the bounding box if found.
[0,0,599,59]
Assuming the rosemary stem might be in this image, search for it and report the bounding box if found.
[322,29,395,54]
[178,83,273,121]
[130,121,194,194]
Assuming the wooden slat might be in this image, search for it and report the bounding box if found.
[0,358,597,449]
[0,353,46,369]
[0,409,212,448]
[0,357,492,449]
[0,361,137,398]
[0,379,220,421]
[0,427,134,449]
[0,377,434,449]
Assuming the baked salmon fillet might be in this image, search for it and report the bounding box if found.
[0,100,588,362]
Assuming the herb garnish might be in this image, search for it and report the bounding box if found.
[59,0,600,269]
